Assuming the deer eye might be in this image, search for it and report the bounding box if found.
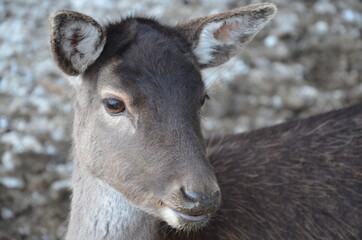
[103,98,126,115]
[200,94,210,107]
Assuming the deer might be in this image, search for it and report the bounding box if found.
[49,2,362,240]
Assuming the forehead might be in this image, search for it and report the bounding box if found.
[88,17,205,100]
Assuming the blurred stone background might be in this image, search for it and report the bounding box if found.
[0,0,361,239]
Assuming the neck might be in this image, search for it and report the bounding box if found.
[66,163,161,240]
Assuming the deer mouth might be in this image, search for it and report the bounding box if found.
[159,189,220,230]
[170,208,209,222]
[161,205,212,231]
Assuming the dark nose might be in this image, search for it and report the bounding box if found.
[179,187,221,215]
[183,189,204,202]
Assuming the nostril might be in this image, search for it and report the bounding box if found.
[182,188,203,202]
[181,188,221,204]
[177,187,222,216]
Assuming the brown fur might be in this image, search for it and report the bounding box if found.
[164,103,362,239]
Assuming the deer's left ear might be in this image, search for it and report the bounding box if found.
[177,3,277,68]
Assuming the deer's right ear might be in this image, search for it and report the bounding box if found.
[49,10,106,76]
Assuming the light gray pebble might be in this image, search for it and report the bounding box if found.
[1,207,15,220]
[0,177,24,189]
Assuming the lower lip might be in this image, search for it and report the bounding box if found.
[171,209,208,222]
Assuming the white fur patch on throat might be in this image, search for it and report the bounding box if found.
[62,21,105,73]
[93,179,141,238]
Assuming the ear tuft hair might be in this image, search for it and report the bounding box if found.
[49,10,106,76]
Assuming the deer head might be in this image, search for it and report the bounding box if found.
[49,3,276,232]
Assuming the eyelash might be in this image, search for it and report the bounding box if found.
[201,94,210,106]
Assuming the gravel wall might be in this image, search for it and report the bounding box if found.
[0,0,361,239]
